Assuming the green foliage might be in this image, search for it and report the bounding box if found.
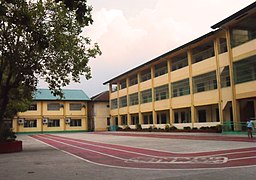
[0,125,16,142]
[123,125,131,130]
[169,126,177,131]
[135,124,142,130]
[0,0,101,124]
[183,126,191,130]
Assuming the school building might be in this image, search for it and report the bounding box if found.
[88,91,110,131]
[12,89,90,133]
[103,2,256,131]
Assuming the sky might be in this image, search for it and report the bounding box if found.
[38,0,256,97]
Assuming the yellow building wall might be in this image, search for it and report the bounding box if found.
[13,100,88,133]
[140,102,153,112]
[193,90,219,106]
[128,84,139,94]
[170,67,189,82]
[218,52,229,67]
[93,102,110,131]
[154,99,169,111]
[235,81,256,99]
[192,57,216,77]
[153,74,168,87]
[140,80,152,91]
[172,95,191,109]
[129,105,139,114]
[232,39,256,61]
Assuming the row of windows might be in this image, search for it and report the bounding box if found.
[113,108,224,127]
[111,70,219,109]
[23,119,82,128]
[116,38,230,90]
[113,108,220,125]
[28,103,85,111]
[111,55,256,109]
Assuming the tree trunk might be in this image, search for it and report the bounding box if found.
[0,87,10,129]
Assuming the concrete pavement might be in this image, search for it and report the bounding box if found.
[0,132,255,180]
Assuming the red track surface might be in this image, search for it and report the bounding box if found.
[31,134,256,170]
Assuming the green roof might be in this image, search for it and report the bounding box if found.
[34,89,90,101]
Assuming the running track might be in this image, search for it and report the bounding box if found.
[31,134,256,170]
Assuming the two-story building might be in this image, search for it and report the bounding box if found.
[103,2,256,131]
[13,89,90,133]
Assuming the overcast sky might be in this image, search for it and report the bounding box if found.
[38,0,255,97]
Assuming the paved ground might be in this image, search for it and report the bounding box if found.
[0,132,256,180]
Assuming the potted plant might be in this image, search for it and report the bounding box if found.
[0,125,22,153]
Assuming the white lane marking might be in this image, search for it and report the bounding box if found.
[126,156,228,164]
[34,135,127,161]
[228,156,256,161]
[44,134,256,161]
[40,135,228,164]
[30,135,256,171]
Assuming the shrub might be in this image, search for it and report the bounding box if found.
[123,125,131,131]
[0,125,16,142]
[216,124,222,132]
[169,126,177,131]
[164,124,171,131]
[135,124,142,130]
[192,127,198,130]
[183,126,191,130]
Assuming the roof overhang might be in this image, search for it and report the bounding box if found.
[211,2,256,29]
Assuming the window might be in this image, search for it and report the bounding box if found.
[121,115,127,125]
[154,61,168,77]
[107,118,110,126]
[47,103,60,111]
[143,114,153,124]
[220,66,231,88]
[120,80,127,89]
[216,109,220,122]
[24,120,37,128]
[219,38,227,54]
[197,83,205,93]
[70,119,82,127]
[157,113,167,124]
[70,103,82,111]
[129,93,139,106]
[192,41,215,63]
[198,110,206,122]
[193,71,217,93]
[140,69,151,82]
[140,89,152,104]
[115,117,118,125]
[231,17,256,48]
[119,96,127,108]
[129,75,138,86]
[234,55,256,84]
[172,79,190,97]
[171,53,188,71]
[154,84,169,101]
[131,115,139,125]
[28,103,37,111]
[48,119,60,127]
[111,85,118,92]
[111,99,118,109]
[174,112,179,123]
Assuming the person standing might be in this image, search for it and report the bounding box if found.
[246,119,254,138]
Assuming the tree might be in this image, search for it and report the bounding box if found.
[0,0,101,131]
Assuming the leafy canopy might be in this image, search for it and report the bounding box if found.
[0,0,101,122]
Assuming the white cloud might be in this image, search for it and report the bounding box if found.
[62,0,256,96]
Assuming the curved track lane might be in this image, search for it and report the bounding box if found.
[31,134,256,170]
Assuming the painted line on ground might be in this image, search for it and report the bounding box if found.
[31,134,256,170]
